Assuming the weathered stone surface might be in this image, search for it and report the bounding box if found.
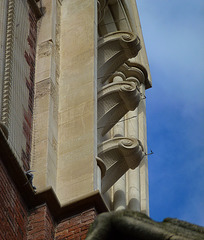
[86,210,204,240]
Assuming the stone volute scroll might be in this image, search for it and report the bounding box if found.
[98,31,141,84]
[97,137,145,193]
[119,60,152,89]
[97,80,141,136]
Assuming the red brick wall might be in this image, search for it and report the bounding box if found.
[22,3,38,171]
[0,159,28,240]
[0,155,97,240]
[26,205,97,240]
[55,208,97,240]
[27,205,55,240]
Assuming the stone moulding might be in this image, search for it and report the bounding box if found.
[98,81,140,136]
[119,60,152,89]
[97,0,107,23]
[1,0,15,130]
[98,31,141,83]
[119,63,145,84]
[97,137,144,193]
[96,157,106,178]
[0,130,109,223]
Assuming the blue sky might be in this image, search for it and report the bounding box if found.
[137,0,204,226]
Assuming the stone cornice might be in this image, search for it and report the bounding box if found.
[0,129,108,222]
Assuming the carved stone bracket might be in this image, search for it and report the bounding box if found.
[97,137,144,193]
[98,81,140,136]
[98,31,141,84]
[118,60,151,89]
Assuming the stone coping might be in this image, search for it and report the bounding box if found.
[0,129,108,222]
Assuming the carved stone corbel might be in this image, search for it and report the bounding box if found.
[97,137,144,193]
[98,81,140,136]
[98,31,141,84]
[119,60,151,89]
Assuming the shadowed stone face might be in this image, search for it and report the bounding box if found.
[86,210,204,240]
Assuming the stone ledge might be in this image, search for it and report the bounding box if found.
[0,129,108,222]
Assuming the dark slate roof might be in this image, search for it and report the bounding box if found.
[86,210,204,240]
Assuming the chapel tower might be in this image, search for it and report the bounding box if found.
[31,0,151,214]
[0,0,151,239]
